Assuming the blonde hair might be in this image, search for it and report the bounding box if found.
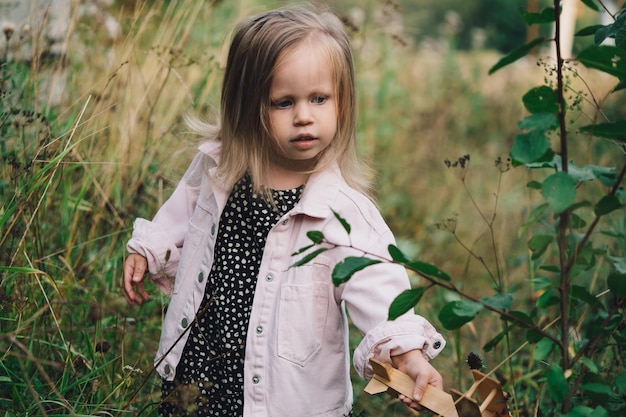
[188,6,372,197]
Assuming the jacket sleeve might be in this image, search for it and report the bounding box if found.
[126,152,207,296]
[338,225,446,380]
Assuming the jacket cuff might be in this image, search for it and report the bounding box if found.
[353,315,446,380]
[126,218,179,296]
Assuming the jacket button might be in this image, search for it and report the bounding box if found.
[181,318,189,328]
[198,272,204,283]
[282,219,288,225]
[265,274,274,282]
[252,376,260,384]
[433,341,442,349]
[256,326,263,334]
[164,365,171,374]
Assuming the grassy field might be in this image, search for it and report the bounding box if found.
[1,0,623,415]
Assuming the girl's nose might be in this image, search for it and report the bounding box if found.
[294,103,313,125]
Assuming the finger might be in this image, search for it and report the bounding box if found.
[136,281,149,301]
[132,262,147,283]
[413,369,443,402]
[412,373,431,402]
[399,394,422,410]
[123,264,144,305]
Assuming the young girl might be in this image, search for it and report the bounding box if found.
[122,6,446,417]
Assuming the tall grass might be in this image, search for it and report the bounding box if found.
[1,0,619,416]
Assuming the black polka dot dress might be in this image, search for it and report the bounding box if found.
[160,174,303,417]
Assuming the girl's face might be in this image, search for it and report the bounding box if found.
[268,40,338,171]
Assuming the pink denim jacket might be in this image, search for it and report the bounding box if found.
[127,141,445,417]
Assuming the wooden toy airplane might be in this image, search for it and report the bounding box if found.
[364,358,512,417]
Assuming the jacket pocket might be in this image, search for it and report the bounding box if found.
[277,267,330,366]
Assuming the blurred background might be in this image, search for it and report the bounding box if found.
[1,0,624,415]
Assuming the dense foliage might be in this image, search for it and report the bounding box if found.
[299,0,626,415]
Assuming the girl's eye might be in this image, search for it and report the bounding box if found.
[273,100,292,108]
[312,96,327,104]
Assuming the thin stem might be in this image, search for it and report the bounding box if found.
[451,231,499,288]
[554,0,572,411]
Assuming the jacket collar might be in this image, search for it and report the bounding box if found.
[198,140,342,220]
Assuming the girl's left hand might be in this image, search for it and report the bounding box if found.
[391,349,443,410]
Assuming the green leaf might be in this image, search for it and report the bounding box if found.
[571,285,603,310]
[388,244,410,263]
[489,37,546,74]
[522,86,559,114]
[580,0,600,11]
[291,243,315,256]
[595,11,626,47]
[581,382,618,397]
[291,248,328,267]
[594,195,624,216]
[510,131,554,166]
[575,24,605,37]
[332,257,381,286]
[607,271,626,297]
[0,266,47,275]
[483,327,509,352]
[507,310,534,328]
[615,372,626,395]
[540,265,561,273]
[405,260,451,281]
[332,210,351,234]
[567,406,610,417]
[438,300,483,330]
[580,356,598,374]
[526,329,544,343]
[520,7,555,25]
[388,287,426,320]
[542,172,577,214]
[528,234,554,259]
[608,255,626,274]
[530,276,553,290]
[537,287,560,307]
[307,230,325,244]
[480,293,513,310]
[593,166,618,187]
[565,406,596,417]
[533,337,554,361]
[579,120,626,142]
[569,213,587,229]
[617,14,626,50]
[567,161,613,182]
[547,364,568,404]
[577,45,626,79]
[517,112,558,132]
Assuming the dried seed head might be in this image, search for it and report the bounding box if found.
[466,352,484,370]
[444,155,470,180]
[2,22,15,41]
[434,212,458,234]
[495,155,511,173]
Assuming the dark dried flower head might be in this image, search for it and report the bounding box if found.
[434,212,458,233]
[466,352,484,370]
[2,23,14,40]
[495,156,511,173]
[444,155,471,180]
[95,340,111,353]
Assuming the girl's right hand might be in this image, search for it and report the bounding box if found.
[122,253,150,305]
